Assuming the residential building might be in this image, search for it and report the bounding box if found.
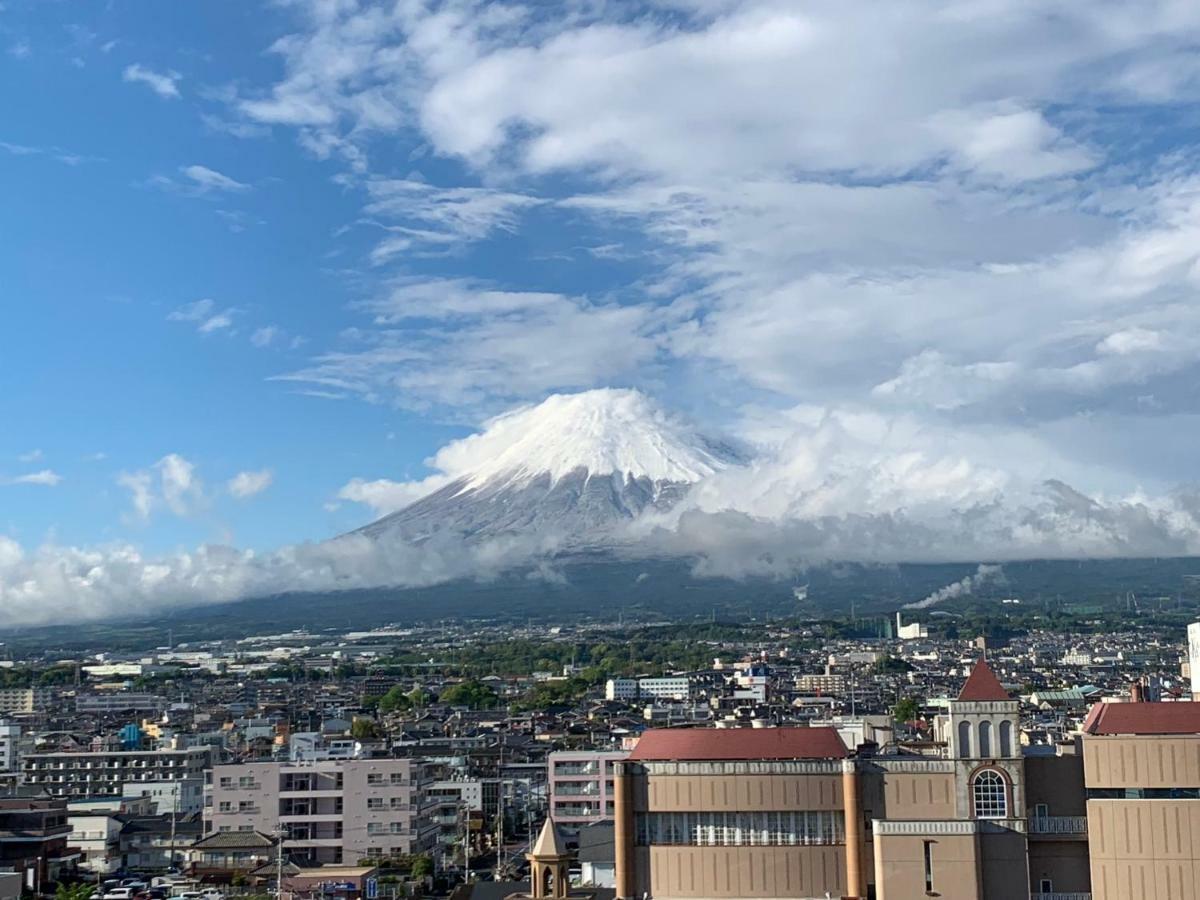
[0,722,20,774]
[21,746,211,799]
[122,777,205,814]
[188,830,276,881]
[0,688,49,715]
[205,758,438,865]
[119,812,204,870]
[604,678,691,703]
[548,751,627,829]
[75,693,167,716]
[0,789,74,889]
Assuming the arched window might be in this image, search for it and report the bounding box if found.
[957,720,972,758]
[999,720,1013,758]
[979,720,992,757]
[972,769,1007,818]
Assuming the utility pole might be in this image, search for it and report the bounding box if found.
[275,824,287,900]
[169,798,177,872]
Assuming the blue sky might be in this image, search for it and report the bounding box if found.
[0,0,660,553]
[5,0,1200,624]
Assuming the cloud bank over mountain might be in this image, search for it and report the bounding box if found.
[4,390,1200,627]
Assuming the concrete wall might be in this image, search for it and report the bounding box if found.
[1025,753,1086,816]
[1027,842,1091,894]
[978,831,1030,900]
[639,773,843,812]
[873,832,980,900]
[636,845,845,899]
[1089,799,1200,900]
[870,770,958,820]
[1084,735,1200,789]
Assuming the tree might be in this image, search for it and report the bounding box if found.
[378,686,412,714]
[439,680,499,709]
[350,717,382,740]
[893,696,921,725]
[56,885,95,900]
[410,855,434,879]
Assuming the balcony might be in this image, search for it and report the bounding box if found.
[1028,816,1088,838]
[1031,894,1091,900]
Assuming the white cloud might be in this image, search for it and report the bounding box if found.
[278,278,661,410]
[118,454,205,521]
[167,299,236,334]
[181,164,249,193]
[7,470,62,487]
[228,469,274,499]
[361,179,541,262]
[337,475,451,516]
[122,63,181,99]
[17,449,42,463]
[251,326,280,347]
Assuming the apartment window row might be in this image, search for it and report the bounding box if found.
[366,773,409,786]
[217,776,260,790]
[1088,787,1200,799]
[366,797,412,810]
[635,811,845,847]
[366,822,415,835]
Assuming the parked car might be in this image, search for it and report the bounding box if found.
[102,889,136,900]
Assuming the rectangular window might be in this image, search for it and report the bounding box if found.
[923,840,934,894]
[390,773,406,785]
[1039,879,1053,893]
[367,823,384,835]
[634,811,844,847]
[218,801,232,813]
[367,773,383,786]
[367,798,384,810]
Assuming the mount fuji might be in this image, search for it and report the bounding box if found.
[355,389,747,548]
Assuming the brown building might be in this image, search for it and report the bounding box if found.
[1082,701,1200,899]
[613,659,1108,900]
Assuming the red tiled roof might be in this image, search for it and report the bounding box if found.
[1082,701,1200,735]
[957,657,1010,702]
[627,727,848,761]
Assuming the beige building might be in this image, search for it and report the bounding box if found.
[206,758,438,865]
[614,659,1103,900]
[1082,701,1200,899]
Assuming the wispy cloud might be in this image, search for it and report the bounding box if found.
[227,469,274,499]
[122,63,181,99]
[6,470,62,487]
[1,140,100,167]
[147,164,250,197]
[167,299,236,334]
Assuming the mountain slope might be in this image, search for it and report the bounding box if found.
[356,389,745,546]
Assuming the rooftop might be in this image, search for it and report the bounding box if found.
[1082,701,1200,736]
[628,727,848,761]
[956,658,1011,702]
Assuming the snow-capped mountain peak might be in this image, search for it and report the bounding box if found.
[354,388,745,546]
[440,388,738,489]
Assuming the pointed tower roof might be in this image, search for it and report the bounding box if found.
[531,816,569,858]
[957,657,1010,702]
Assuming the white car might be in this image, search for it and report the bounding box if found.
[103,890,136,900]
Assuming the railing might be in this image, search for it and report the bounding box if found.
[1028,816,1088,835]
[1031,893,1091,900]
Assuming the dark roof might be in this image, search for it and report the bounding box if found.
[957,658,1010,702]
[628,727,847,761]
[1083,701,1200,735]
[191,830,276,850]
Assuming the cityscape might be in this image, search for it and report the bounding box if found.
[1,608,1200,899]
[6,1,1200,900]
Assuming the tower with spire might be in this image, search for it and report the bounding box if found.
[526,817,572,900]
